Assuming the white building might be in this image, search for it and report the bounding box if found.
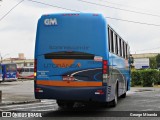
[134,58,150,69]
[132,53,159,69]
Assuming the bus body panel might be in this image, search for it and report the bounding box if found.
[108,53,130,100]
[35,14,108,59]
[35,13,131,103]
[36,56,103,82]
[35,85,107,102]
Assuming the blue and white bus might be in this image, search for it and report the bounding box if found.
[34,13,132,107]
[2,63,17,81]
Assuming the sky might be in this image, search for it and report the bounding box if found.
[0,0,160,59]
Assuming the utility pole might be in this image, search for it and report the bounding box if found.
[0,53,9,63]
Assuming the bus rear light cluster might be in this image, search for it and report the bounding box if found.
[35,88,43,93]
[62,14,79,16]
[103,60,109,83]
[95,90,104,95]
[34,59,37,77]
[103,60,108,74]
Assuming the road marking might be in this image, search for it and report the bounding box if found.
[31,108,57,111]
[4,104,57,111]
[0,100,56,109]
[141,109,153,111]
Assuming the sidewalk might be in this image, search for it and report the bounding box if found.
[0,80,40,106]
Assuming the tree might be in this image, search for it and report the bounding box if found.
[156,54,160,68]
[150,57,157,69]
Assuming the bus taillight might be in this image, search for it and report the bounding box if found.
[103,60,109,83]
[34,59,37,77]
[103,60,108,74]
[35,88,43,93]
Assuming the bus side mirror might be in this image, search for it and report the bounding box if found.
[129,56,134,64]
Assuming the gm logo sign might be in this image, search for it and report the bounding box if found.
[44,18,58,26]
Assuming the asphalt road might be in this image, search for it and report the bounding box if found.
[0,80,35,103]
[0,80,160,120]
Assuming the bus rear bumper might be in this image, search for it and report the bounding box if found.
[35,85,108,102]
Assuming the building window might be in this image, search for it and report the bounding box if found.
[30,63,33,66]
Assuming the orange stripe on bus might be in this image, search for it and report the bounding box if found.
[36,80,102,87]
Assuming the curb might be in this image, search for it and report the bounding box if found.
[131,87,160,93]
[0,99,41,106]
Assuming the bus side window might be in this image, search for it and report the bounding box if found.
[109,28,113,52]
[115,34,118,55]
[110,30,114,53]
[108,27,111,52]
[123,41,125,58]
[117,36,120,56]
[25,68,29,72]
[21,68,24,72]
[121,39,124,58]
[126,44,128,59]
[119,38,122,57]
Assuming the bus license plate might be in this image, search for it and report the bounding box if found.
[63,76,75,81]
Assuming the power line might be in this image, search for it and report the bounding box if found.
[0,0,81,22]
[99,0,131,7]
[99,0,158,13]
[1,0,160,27]
[27,0,81,12]
[0,0,160,27]
[105,16,160,27]
[27,0,160,27]
[77,0,160,18]
[0,0,24,21]
[0,0,156,27]
[101,0,160,16]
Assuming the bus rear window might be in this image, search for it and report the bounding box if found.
[44,51,94,60]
